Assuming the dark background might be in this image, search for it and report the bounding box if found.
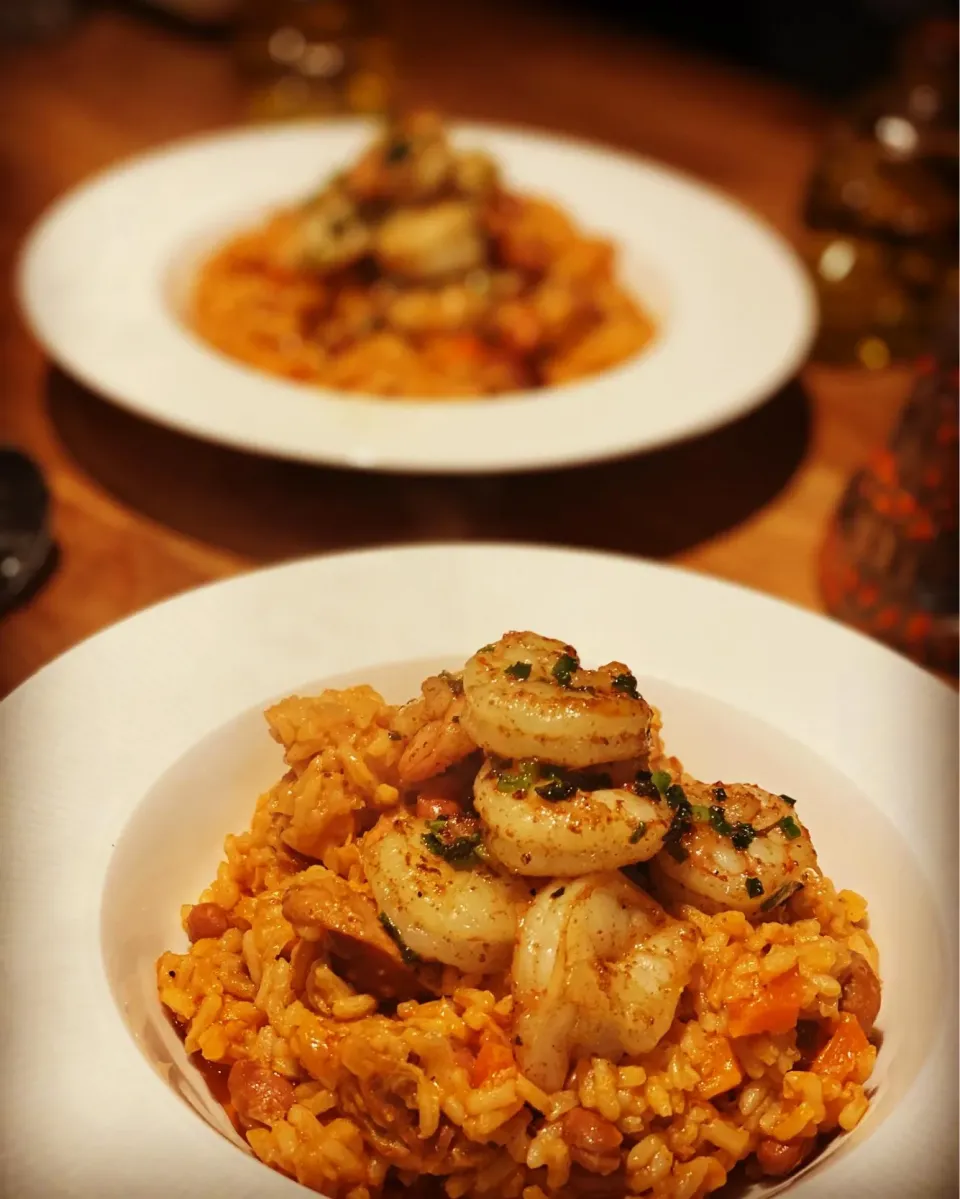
[557,0,951,96]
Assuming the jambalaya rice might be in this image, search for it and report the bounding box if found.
[158,632,880,1199]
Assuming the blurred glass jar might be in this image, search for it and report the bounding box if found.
[803,18,958,368]
[820,303,958,673]
[235,0,394,121]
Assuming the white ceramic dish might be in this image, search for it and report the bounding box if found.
[1,544,956,1198]
[17,121,816,474]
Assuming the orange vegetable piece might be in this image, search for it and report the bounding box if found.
[696,1035,744,1099]
[470,1036,515,1087]
[811,1011,871,1082]
[727,969,804,1039]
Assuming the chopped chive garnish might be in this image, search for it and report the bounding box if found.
[611,672,640,699]
[709,806,733,836]
[496,760,538,793]
[745,877,764,899]
[651,770,671,795]
[690,804,711,822]
[665,839,689,863]
[778,815,802,840]
[713,784,727,802]
[629,822,648,844]
[730,823,756,850]
[437,670,464,695]
[536,779,577,801]
[780,793,797,806]
[426,818,449,833]
[421,831,483,866]
[665,784,687,809]
[551,654,579,687]
[379,912,421,964]
[385,138,411,163]
[479,643,495,653]
[505,661,531,680]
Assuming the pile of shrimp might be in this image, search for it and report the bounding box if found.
[190,111,655,398]
[158,632,880,1199]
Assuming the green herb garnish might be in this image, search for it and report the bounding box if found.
[690,803,711,822]
[379,912,421,964]
[778,815,802,840]
[713,784,727,802]
[536,779,577,801]
[709,805,733,836]
[437,670,464,696]
[551,653,579,687]
[478,643,495,653]
[629,822,648,844]
[421,831,483,867]
[496,759,538,793]
[611,672,640,699]
[651,770,671,796]
[665,784,687,809]
[730,823,756,850]
[505,661,532,680]
[745,877,764,899]
[385,138,411,163]
[780,793,797,806]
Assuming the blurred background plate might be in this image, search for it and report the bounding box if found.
[17,121,816,474]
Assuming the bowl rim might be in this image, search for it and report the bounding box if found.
[0,543,956,1199]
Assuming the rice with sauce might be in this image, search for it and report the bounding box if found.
[158,641,880,1199]
[190,112,655,399]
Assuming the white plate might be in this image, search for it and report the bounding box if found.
[0,544,956,1198]
[17,121,816,474]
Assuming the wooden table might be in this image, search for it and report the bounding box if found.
[0,1,912,697]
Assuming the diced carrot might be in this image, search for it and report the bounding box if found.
[470,1037,515,1087]
[415,795,462,821]
[696,1035,744,1099]
[727,969,805,1039]
[811,1012,871,1083]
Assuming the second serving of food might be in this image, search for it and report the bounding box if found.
[159,632,880,1198]
[192,113,655,398]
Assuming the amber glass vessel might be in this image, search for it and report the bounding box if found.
[820,306,958,672]
[235,0,394,121]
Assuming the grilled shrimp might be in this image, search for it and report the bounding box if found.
[393,672,477,786]
[650,779,819,917]
[279,186,371,274]
[512,873,696,1092]
[374,202,486,282]
[359,812,529,974]
[460,632,656,769]
[473,757,670,876]
[343,111,498,205]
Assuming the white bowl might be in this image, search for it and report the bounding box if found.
[1,544,956,1197]
[17,121,815,474]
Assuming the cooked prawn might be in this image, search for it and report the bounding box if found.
[460,632,656,769]
[374,201,485,282]
[512,873,696,1092]
[393,672,477,786]
[650,779,819,916]
[359,811,529,974]
[473,757,670,876]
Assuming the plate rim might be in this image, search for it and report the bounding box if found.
[16,118,818,475]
